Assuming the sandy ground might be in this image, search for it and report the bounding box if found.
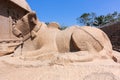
[0,51,120,80]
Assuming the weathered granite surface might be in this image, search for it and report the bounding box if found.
[0,51,120,80]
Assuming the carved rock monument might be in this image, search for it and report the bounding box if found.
[0,0,120,80]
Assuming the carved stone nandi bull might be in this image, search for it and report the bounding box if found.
[13,12,117,62]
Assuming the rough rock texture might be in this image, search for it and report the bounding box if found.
[1,1,120,80]
[10,0,31,11]
[13,14,116,62]
[100,21,120,52]
[0,51,120,80]
[0,0,31,56]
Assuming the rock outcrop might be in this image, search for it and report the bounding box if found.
[0,51,120,80]
[100,22,120,52]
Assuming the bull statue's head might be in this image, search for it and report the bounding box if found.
[12,12,41,41]
[0,12,41,57]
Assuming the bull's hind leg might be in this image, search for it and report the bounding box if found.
[71,27,117,62]
[71,28,103,53]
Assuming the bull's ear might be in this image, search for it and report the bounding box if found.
[28,12,38,25]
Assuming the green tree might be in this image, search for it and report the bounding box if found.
[93,15,107,26]
[77,12,96,26]
[60,26,68,30]
[77,11,120,27]
[45,22,67,30]
[45,22,50,25]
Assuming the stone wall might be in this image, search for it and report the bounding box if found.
[100,22,120,52]
[0,0,28,39]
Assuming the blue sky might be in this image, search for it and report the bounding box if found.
[27,0,120,26]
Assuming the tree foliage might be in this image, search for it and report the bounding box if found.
[45,22,67,30]
[77,11,120,27]
[77,12,96,26]
[60,26,67,30]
